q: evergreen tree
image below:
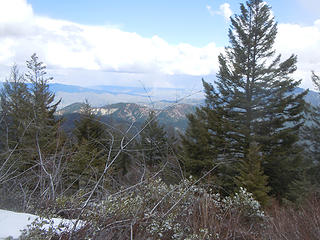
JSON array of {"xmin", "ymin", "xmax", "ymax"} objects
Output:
[
  {"xmin": 74, "ymin": 101, "xmax": 107, "ymax": 149},
  {"xmin": 26, "ymin": 54, "xmax": 64, "ymax": 201},
  {"xmin": 0, "ymin": 54, "xmax": 64, "ymax": 204},
  {"xmin": 235, "ymin": 142, "xmax": 270, "ymax": 206},
  {"xmin": 0, "ymin": 65, "xmax": 31, "ymax": 152},
  {"xmin": 22, "ymin": 54, "xmax": 63, "ymax": 172},
  {"xmin": 0, "ymin": 66, "xmax": 32, "ymax": 183},
  {"xmin": 140, "ymin": 111, "xmax": 167, "ymax": 167},
  {"xmin": 26, "ymin": 53, "xmax": 61, "ymax": 133},
  {"xmin": 302, "ymin": 71, "xmax": 320, "ymax": 185},
  {"xmin": 310, "ymin": 72, "xmax": 320, "ymax": 164},
  {"xmin": 182, "ymin": 82, "xmax": 236, "ymax": 191},
  {"xmin": 71, "ymin": 102, "xmax": 138, "ymax": 189},
  {"xmin": 183, "ymin": 0, "xmax": 307, "ymax": 199},
  {"xmin": 0, "ymin": 55, "xmax": 62, "ymax": 167},
  {"xmin": 70, "ymin": 101, "xmax": 110, "ymax": 190}
]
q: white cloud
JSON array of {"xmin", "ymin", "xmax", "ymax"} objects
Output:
[
  {"xmin": 219, "ymin": 3, "xmax": 233, "ymax": 20},
  {"xmin": 0, "ymin": 0, "xmax": 221, "ymax": 88},
  {"xmin": 207, "ymin": 3, "xmax": 232, "ymax": 21},
  {"xmin": 0, "ymin": 0, "xmax": 319, "ymax": 90},
  {"xmin": 0, "ymin": 0, "xmax": 33, "ymax": 23},
  {"xmin": 275, "ymin": 20, "xmax": 320, "ymax": 89}
]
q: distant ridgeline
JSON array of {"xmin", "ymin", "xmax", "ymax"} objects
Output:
[
  {"xmin": 0, "ymin": 82, "xmax": 319, "ymax": 132},
  {"xmin": 57, "ymin": 102, "xmax": 196, "ymax": 133},
  {"xmin": 1, "ymin": 82, "xmax": 318, "ymax": 107}
]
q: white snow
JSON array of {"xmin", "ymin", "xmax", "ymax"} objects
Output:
[{"xmin": 0, "ymin": 209, "xmax": 84, "ymax": 239}]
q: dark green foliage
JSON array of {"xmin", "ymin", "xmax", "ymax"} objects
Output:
[
  {"xmin": 74, "ymin": 101, "xmax": 107, "ymax": 149},
  {"xmin": 69, "ymin": 101, "xmax": 110, "ymax": 190},
  {"xmin": 0, "ymin": 54, "xmax": 62, "ymax": 161},
  {"xmin": 21, "ymin": 54, "xmax": 63, "ymax": 174},
  {"xmin": 26, "ymin": 54, "xmax": 61, "ymax": 127},
  {"xmin": 302, "ymin": 71, "xmax": 320, "ymax": 185},
  {"xmin": 182, "ymin": 80, "xmax": 237, "ymax": 192},
  {"xmin": 183, "ymin": 0, "xmax": 307, "ymax": 199},
  {"xmin": 0, "ymin": 66, "xmax": 31, "ymax": 149},
  {"xmin": 140, "ymin": 111, "xmax": 167, "ymax": 167},
  {"xmin": 24, "ymin": 54, "xmax": 62, "ymax": 156},
  {"xmin": 235, "ymin": 143, "xmax": 270, "ymax": 206},
  {"xmin": 0, "ymin": 54, "xmax": 64, "ymax": 205},
  {"xmin": 0, "ymin": 66, "xmax": 32, "ymax": 182}
]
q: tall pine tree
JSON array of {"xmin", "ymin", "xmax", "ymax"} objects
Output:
[
  {"xmin": 0, "ymin": 66, "xmax": 31, "ymax": 152},
  {"xmin": 183, "ymin": 0, "xmax": 307, "ymax": 199},
  {"xmin": 0, "ymin": 54, "xmax": 64, "ymax": 204},
  {"xmin": 22, "ymin": 54, "xmax": 63, "ymax": 173},
  {"xmin": 0, "ymin": 65, "xmax": 32, "ymax": 184}
]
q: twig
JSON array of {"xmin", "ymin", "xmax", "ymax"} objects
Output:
[{"xmin": 162, "ymin": 163, "xmax": 221, "ymax": 218}]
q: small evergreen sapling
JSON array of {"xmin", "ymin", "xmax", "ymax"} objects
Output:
[{"xmin": 235, "ymin": 142, "xmax": 270, "ymax": 207}]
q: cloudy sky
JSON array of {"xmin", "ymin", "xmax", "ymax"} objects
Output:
[{"xmin": 0, "ymin": 0, "xmax": 319, "ymax": 90}]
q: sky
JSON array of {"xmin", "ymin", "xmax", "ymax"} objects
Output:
[{"xmin": 0, "ymin": 0, "xmax": 319, "ymax": 90}]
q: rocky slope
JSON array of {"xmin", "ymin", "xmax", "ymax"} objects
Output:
[{"xmin": 57, "ymin": 102, "xmax": 196, "ymax": 132}]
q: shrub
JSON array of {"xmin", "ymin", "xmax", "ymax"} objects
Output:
[{"xmin": 21, "ymin": 177, "xmax": 267, "ymax": 239}]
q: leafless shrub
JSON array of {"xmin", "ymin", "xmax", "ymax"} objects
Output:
[{"xmin": 265, "ymin": 194, "xmax": 320, "ymax": 240}]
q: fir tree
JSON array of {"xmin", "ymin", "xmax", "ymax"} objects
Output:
[
  {"xmin": 182, "ymin": 81, "xmax": 236, "ymax": 191},
  {"xmin": 22, "ymin": 54, "xmax": 63, "ymax": 171},
  {"xmin": 235, "ymin": 142, "xmax": 270, "ymax": 207},
  {"xmin": 302, "ymin": 71, "xmax": 320, "ymax": 185},
  {"xmin": 70, "ymin": 101, "xmax": 110, "ymax": 190},
  {"xmin": 0, "ymin": 66, "xmax": 32, "ymax": 182},
  {"xmin": 139, "ymin": 111, "xmax": 167, "ymax": 167},
  {"xmin": 0, "ymin": 55, "xmax": 62, "ymax": 165},
  {"xmin": 74, "ymin": 100, "xmax": 107, "ymax": 149},
  {"xmin": 0, "ymin": 54, "xmax": 64, "ymax": 202},
  {"xmin": 0, "ymin": 65, "xmax": 31, "ymax": 151},
  {"xmin": 310, "ymin": 72, "xmax": 320, "ymax": 165},
  {"xmin": 26, "ymin": 53, "xmax": 61, "ymax": 131},
  {"xmin": 183, "ymin": 0, "xmax": 307, "ymax": 199}
]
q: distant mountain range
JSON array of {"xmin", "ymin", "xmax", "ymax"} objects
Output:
[
  {"xmin": 1, "ymin": 82, "xmax": 319, "ymax": 132},
  {"xmin": 47, "ymin": 83, "xmax": 204, "ymax": 109},
  {"xmin": 58, "ymin": 102, "xmax": 196, "ymax": 132},
  {"xmin": 56, "ymin": 86, "xmax": 320, "ymax": 133},
  {"xmin": 0, "ymin": 82, "xmax": 204, "ymax": 108},
  {"xmin": 1, "ymin": 82, "xmax": 319, "ymax": 108}
]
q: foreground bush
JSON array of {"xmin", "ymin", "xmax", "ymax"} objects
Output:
[
  {"xmin": 23, "ymin": 177, "xmax": 320, "ymax": 240},
  {"xmin": 266, "ymin": 195, "xmax": 320, "ymax": 239},
  {"xmin": 22, "ymin": 177, "xmax": 267, "ymax": 239}
]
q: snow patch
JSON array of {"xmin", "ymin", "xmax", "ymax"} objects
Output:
[
  {"xmin": 93, "ymin": 107, "xmax": 118, "ymax": 115},
  {"xmin": 0, "ymin": 209, "xmax": 84, "ymax": 239}
]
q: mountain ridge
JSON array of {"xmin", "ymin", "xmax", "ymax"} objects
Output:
[{"xmin": 57, "ymin": 102, "xmax": 196, "ymax": 132}]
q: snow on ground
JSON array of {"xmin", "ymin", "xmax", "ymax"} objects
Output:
[{"xmin": 0, "ymin": 209, "xmax": 84, "ymax": 239}]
